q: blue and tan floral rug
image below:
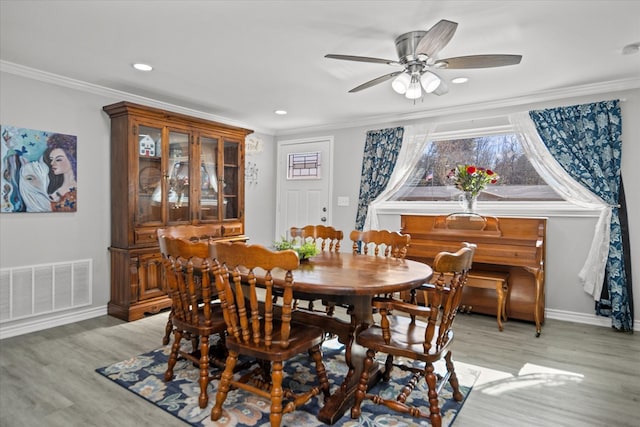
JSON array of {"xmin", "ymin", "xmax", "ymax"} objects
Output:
[{"xmin": 96, "ymin": 338, "xmax": 478, "ymax": 426}]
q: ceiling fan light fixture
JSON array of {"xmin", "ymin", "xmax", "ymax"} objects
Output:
[
  {"xmin": 420, "ymin": 71, "xmax": 441, "ymax": 93},
  {"xmin": 405, "ymin": 76, "xmax": 422, "ymax": 99},
  {"xmin": 325, "ymin": 19, "xmax": 522, "ymax": 98},
  {"xmin": 391, "ymin": 73, "xmax": 411, "ymax": 94}
]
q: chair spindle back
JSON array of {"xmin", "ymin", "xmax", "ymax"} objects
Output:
[
  {"xmin": 290, "ymin": 224, "xmax": 344, "ymax": 252},
  {"xmin": 350, "ymin": 229, "xmax": 410, "ymax": 258},
  {"xmin": 210, "ymin": 241, "xmax": 300, "ymax": 349}
]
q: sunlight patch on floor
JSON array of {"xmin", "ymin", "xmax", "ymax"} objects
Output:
[{"xmin": 470, "ymin": 362, "xmax": 584, "ymax": 396}]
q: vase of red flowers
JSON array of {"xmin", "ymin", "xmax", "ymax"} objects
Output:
[{"xmin": 448, "ymin": 164, "xmax": 499, "ymax": 213}]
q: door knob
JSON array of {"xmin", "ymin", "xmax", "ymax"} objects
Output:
[{"xmin": 321, "ymin": 217, "xmax": 327, "ymax": 222}]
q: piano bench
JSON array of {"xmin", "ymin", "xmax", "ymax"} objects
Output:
[{"xmin": 464, "ymin": 271, "xmax": 510, "ymax": 331}]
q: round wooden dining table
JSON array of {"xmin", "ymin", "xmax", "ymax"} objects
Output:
[{"xmin": 282, "ymin": 251, "xmax": 434, "ymax": 424}]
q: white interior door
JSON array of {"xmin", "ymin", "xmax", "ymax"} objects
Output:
[{"xmin": 275, "ymin": 137, "xmax": 333, "ymax": 240}]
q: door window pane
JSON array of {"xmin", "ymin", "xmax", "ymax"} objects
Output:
[{"xmin": 287, "ymin": 152, "xmax": 321, "ymax": 180}]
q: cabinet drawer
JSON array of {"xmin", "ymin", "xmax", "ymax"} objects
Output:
[
  {"xmin": 135, "ymin": 228, "xmax": 158, "ymax": 245},
  {"xmin": 222, "ymin": 222, "xmax": 243, "ymax": 236}
]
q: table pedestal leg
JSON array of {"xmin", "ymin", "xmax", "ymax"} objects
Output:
[{"xmin": 317, "ymin": 296, "xmax": 380, "ymax": 424}]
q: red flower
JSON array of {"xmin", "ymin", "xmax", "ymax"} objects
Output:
[{"xmin": 450, "ymin": 163, "xmax": 500, "ymax": 197}]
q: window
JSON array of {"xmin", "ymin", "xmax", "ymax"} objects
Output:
[
  {"xmin": 389, "ymin": 132, "xmax": 564, "ymax": 202},
  {"xmin": 287, "ymin": 151, "xmax": 321, "ymax": 180}
]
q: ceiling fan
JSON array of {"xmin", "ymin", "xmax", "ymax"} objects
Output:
[{"xmin": 325, "ymin": 19, "xmax": 522, "ymax": 99}]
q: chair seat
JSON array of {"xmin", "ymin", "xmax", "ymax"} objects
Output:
[
  {"xmin": 171, "ymin": 301, "xmax": 227, "ymax": 336},
  {"xmin": 356, "ymin": 315, "xmax": 454, "ymax": 362},
  {"xmin": 226, "ymin": 320, "xmax": 326, "ymax": 361}
]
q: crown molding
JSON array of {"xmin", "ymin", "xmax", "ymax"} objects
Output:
[
  {"xmin": 0, "ymin": 60, "xmax": 264, "ymax": 133},
  {"xmin": 3, "ymin": 60, "xmax": 637, "ymax": 137},
  {"xmin": 276, "ymin": 77, "xmax": 640, "ymax": 136}
]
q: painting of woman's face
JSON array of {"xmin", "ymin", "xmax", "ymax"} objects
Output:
[
  {"xmin": 48, "ymin": 148, "xmax": 71, "ymax": 176},
  {"xmin": 1, "ymin": 126, "xmax": 77, "ymax": 213}
]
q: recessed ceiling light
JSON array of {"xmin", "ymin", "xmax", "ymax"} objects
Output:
[
  {"xmin": 133, "ymin": 63, "xmax": 153, "ymax": 71},
  {"xmin": 274, "ymin": 110, "xmax": 287, "ymax": 115},
  {"xmin": 451, "ymin": 77, "xmax": 469, "ymax": 84}
]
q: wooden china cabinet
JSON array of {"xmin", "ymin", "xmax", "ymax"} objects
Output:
[{"xmin": 103, "ymin": 101, "xmax": 252, "ymax": 321}]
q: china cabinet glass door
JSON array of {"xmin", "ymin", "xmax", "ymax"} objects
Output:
[
  {"xmin": 136, "ymin": 125, "xmax": 162, "ymax": 225},
  {"xmin": 167, "ymin": 130, "xmax": 190, "ymax": 223},
  {"xmin": 199, "ymin": 135, "xmax": 219, "ymax": 221},
  {"xmin": 223, "ymin": 139, "xmax": 241, "ymax": 220}
]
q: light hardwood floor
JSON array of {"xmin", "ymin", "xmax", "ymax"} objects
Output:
[{"xmin": 0, "ymin": 311, "xmax": 638, "ymax": 426}]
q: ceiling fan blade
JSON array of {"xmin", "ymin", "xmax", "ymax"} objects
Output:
[
  {"xmin": 432, "ymin": 78, "xmax": 449, "ymax": 96},
  {"xmin": 439, "ymin": 54, "xmax": 523, "ymax": 69},
  {"xmin": 325, "ymin": 54, "xmax": 400, "ymax": 66},
  {"xmin": 415, "ymin": 19, "xmax": 458, "ymax": 57},
  {"xmin": 349, "ymin": 71, "xmax": 403, "ymax": 93}
]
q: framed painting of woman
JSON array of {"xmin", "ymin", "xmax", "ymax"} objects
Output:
[{"xmin": 1, "ymin": 125, "xmax": 77, "ymax": 213}]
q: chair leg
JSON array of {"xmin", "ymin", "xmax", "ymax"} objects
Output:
[
  {"xmin": 309, "ymin": 345, "xmax": 331, "ymax": 400},
  {"xmin": 425, "ymin": 362, "xmax": 442, "ymax": 427},
  {"xmin": 350, "ymin": 348, "xmax": 375, "ymax": 419},
  {"xmin": 162, "ymin": 309, "xmax": 174, "ymax": 345},
  {"xmin": 198, "ymin": 334, "xmax": 210, "ymax": 408},
  {"xmin": 211, "ymin": 351, "xmax": 238, "ymax": 421},
  {"xmin": 325, "ymin": 302, "xmax": 336, "ymax": 317},
  {"xmin": 164, "ymin": 329, "xmax": 183, "ymax": 382},
  {"xmin": 269, "ymin": 360, "xmax": 284, "ymax": 427},
  {"xmin": 383, "ymin": 354, "xmax": 394, "ymax": 382},
  {"xmin": 445, "ymin": 351, "xmax": 463, "ymax": 402}
]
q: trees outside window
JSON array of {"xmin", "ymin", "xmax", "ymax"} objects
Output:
[{"xmin": 389, "ymin": 133, "xmax": 564, "ymax": 202}]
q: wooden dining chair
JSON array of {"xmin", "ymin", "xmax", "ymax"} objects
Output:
[
  {"xmin": 158, "ymin": 235, "xmax": 228, "ymax": 409},
  {"xmin": 350, "ymin": 229, "xmax": 411, "ymax": 259},
  {"xmin": 158, "ymin": 225, "xmax": 222, "ymax": 345},
  {"xmin": 209, "ymin": 241, "xmax": 331, "ymax": 427},
  {"xmin": 290, "ymin": 224, "xmax": 344, "ymax": 253},
  {"xmin": 349, "ymin": 243, "xmax": 476, "ymax": 427},
  {"xmin": 350, "ymin": 229, "xmax": 411, "ymax": 303},
  {"xmin": 290, "ymin": 224, "xmax": 344, "ymax": 313}
]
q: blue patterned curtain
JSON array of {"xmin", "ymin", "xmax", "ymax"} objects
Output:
[
  {"xmin": 529, "ymin": 100, "xmax": 633, "ymax": 331},
  {"xmin": 355, "ymin": 127, "xmax": 404, "ymax": 231}
]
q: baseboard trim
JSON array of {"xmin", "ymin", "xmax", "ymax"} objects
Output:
[
  {"xmin": 546, "ymin": 308, "xmax": 639, "ymax": 332},
  {"xmin": 0, "ymin": 306, "xmax": 107, "ymax": 340},
  {"xmin": 1, "ymin": 305, "xmax": 636, "ymax": 339}
]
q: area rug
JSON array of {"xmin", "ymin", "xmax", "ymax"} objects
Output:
[{"xmin": 96, "ymin": 338, "xmax": 478, "ymax": 427}]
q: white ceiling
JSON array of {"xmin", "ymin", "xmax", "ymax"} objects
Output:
[{"xmin": 1, "ymin": 1, "xmax": 639, "ymax": 135}]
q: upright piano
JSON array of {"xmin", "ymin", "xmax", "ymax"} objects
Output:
[{"xmin": 401, "ymin": 214, "xmax": 546, "ymax": 336}]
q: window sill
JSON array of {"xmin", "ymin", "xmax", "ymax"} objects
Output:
[{"xmin": 375, "ymin": 201, "xmax": 602, "ymax": 218}]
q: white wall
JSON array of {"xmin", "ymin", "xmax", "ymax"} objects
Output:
[
  {"xmin": 1, "ymin": 69, "xmax": 638, "ymax": 337},
  {"xmin": 0, "ymin": 71, "xmax": 277, "ymax": 337},
  {"xmin": 281, "ymin": 88, "xmax": 640, "ymax": 330}
]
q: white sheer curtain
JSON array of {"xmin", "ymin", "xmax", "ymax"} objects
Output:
[
  {"xmin": 510, "ymin": 112, "xmax": 610, "ymax": 299},
  {"xmin": 363, "ymin": 124, "xmax": 435, "ymax": 230}
]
